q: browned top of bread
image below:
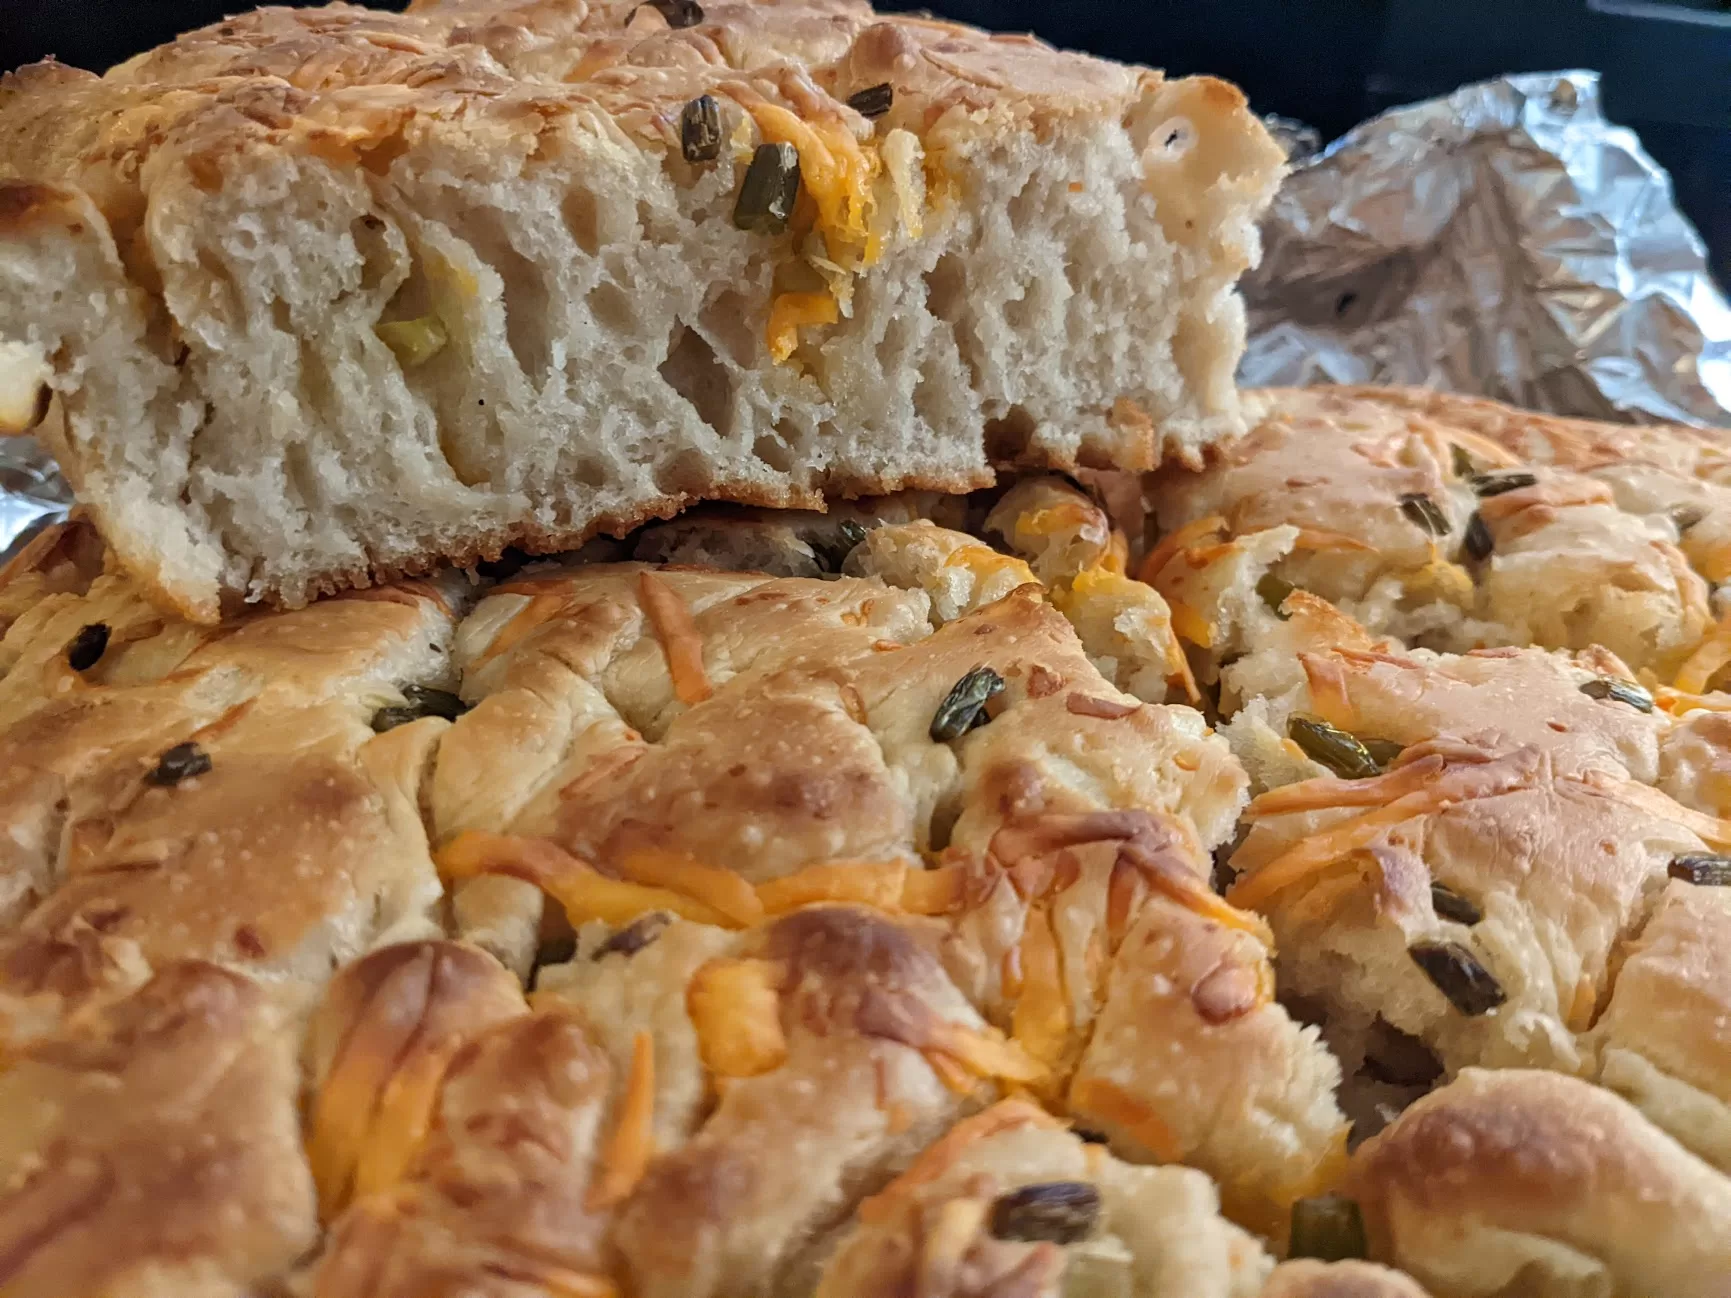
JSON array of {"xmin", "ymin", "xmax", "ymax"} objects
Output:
[
  {"xmin": 0, "ymin": 962, "xmax": 317, "ymax": 1297},
  {"xmin": 0, "ymin": 0, "xmax": 1235, "ymax": 211}
]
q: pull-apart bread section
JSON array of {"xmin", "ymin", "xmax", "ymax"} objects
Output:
[
  {"xmin": 0, "ymin": 0, "xmax": 1284, "ymax": 621},
  {"xmin": 0, "ymin": 518, "xmax": 458, "ymax": 1042},
  {"xmin": 432, "ymin": 525, "xmax": 1350, "ymax": 1239}
]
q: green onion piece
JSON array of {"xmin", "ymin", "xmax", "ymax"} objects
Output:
[
  {"xmin": 1670, "ymin": 853, "xmax": 1731, "ymax": 886},
  {"xmin": 1359, "ymin": 737, "xmax": 1406, "ymax": 768},
  {"xmin": 1409, "ymin": 941, "xmax": 1506, "ymax": 1015},
  {"xmin": 146, "ymin": 741, "xmax": 213, "ymax": 787},
  {"xmin": 1578, "ymin": 677, "xmax": 1654, "ymax": 712},
  {"xmin": 636, "ymin": 0, "xmax": 703, "ymax": 26},
  {"xmin": 1672, "ymin": 505, "xmax": 1705, "ymax": 534},
  {"xmin": 375, "ymin": 316, "xmax": 448, "ymax": 369},
  {"xmin": 1450, "ymin": 444, "xmax": 1477, "ymax": 478},
  {"xmin": 931, "ymin": 666, "xmax": 1006, "ymax": 742},
  {"xmin": 65, "ymin": 622, "xmax": 110, "ymax": 672},
  {"xmin": 679, "ymin": 94, "xmax": 722, "ymax": 163},
  {"xmin": 1463, "ymin": 511, "xmax": 1493, "ymax": 562},
  {"xmin": 733, "ymin": 142, "xmax": 802, "ymax": 235},
  {"xmin": 1288, "ymin": 714, "xmax": 1384, "ymax": 780},
  {"xmin": 1470, "ymin": 472, "xmax": 1538, "ymax": 498},
  {"xmin": 593, "ymin": 911, "xmax": 673, "ymax": 959},
  {"xmin": 371, "ymin": 685, "xmax": 469, "ymax": 734},
  {"xmin": 1257, "ymin": 572, "xmax": 1295, "ymax": 617},
  {"xmin": 1059, "ymin": 1245, "xmax": 1132, "ymax": 1298},
  {"xmin": 1288, "ymin": 1194, "xmax": 1368, "ymax": 1261},
  {"xmin": 845, "ymin": 83, "xmax": 894, "ymax": 118},
  {"xmin": 1430, "ymin": 881, "xmax": 1483, "ymax": 925},
  {"xmin": 1398, "ymin": 492, "xmax": 1451, "ymax": 536},
  {"xmin": 987, "ymin": 1181, "xmax": 1101, "ymax": 1244}
]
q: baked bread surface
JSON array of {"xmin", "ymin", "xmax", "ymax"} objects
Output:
[
  {"xmin": 7, "ymin": 388, "xmax": 1731, "ymax": 1296},
  {"xmin": 0, "ymin": 0, "xmax": 1283, "ymax": 621}
]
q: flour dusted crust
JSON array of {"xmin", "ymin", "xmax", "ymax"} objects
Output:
[{"xmin": 0, "ymin": 0, "xmax": 1283, "ymax": 622}]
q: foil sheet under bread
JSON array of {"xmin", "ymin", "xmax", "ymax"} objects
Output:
[
  {"xmin": 1241, "ymin": 70, "xmax": 1731, "ymax": 427},
  {"xmin": 4, "ymin": 69, "xmax": 1728, "ymax": 562}
]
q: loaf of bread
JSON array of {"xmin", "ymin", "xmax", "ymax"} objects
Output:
[
  {"xmin": 0, "ymin": 0, "xmax": 1284, "ymax": 622},
  {"xmin": 12, "ymin": 415, "xmax": 1731, "ymax": 1294}
]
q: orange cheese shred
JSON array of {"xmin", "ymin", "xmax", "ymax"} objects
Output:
[
  {"xmin": 1248, "ymin": 755, "xmax": 1448, "ymax": 818},
  {"xmin": 349, "ymin": 1041, "xmax": 457, "ymax": 1203},
  {"xmin": 857, "ymin": 1100, "xmax": 1062, "ymax": 1223},
  {"xmin": 1677, "ymin": 613, "xmax": 1731, "ymax": 694},
  {"xmin": 1103, "ymin": 530, "xmax": 1130, "ymax": 575},
  {"xmin": 1011, "ymin": 905, "xmax": 1071, "ymax": 1073},
  {"xmin": 436, "ymin": 831, "xmax": 735, "ymax": 928},
  {"xmin": 924, "ymin": 1019, "xmax": 1046, "ymax": 1090},
  {"xmin": 1228, "ymin": 793, "xmax": 1450, "ymax": 911},
  {"xmin": 637, "ymin": 570, "xmax": 712, "ymax": 704},
  {"xmin": 620, "ymin": 850, "xmax": 764, "ymax": 926},
  {"xmin": 1292, "ymin": 528, "xmax": 1376, "ymax": 553},
  {"xmin": 475, "ymin": 592, "xmax": 570, "ymax": 668},
  {"xmin": 587, "ymin": 1030, "xmax": 656, "ymax": 1210},
  {"xmin": 756, "ymin": 860, "xmax": 908, "ymax": 915},
  {"xmin": 1067, "ymin": 1075, "xmax": 1183, "ymax": 1163},
  {"xmin": 688, "ymin": 958, "xmax": 788, "ymax": 1078},
  {"xmin": 1138, "ymin": 515, "xmax": 1227, "ymax": 584},
  {"xmin": 900, "ymin": 863, "xmax": 971, "ymax": 914},
  {"xmin": 1165, "ymin": 598, "xmax": 1215, "ymax": 649},
  {"xmin": 766, "ymin": 291, "xmax": 840, "ymax": 363},
  {"xmin": 1584, "ymin": 771, "xmax": 1731, "ymax": 847}
]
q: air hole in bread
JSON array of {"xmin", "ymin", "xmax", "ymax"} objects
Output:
[
  {"xmin": 589, "ymin": 280, "xmax": 638, "ymax": 338},
  {"xmin": 698, "ymin": 290, "xmax": 755, "ymax": 367},
  {"xmin": 984, "ymin": 406, "xmax": 1038, "ymax": 464},
  {"xmin": 655, "ymin": 447, "xmax": 712, "ymax": 496},
  {"xmin": 349, "ymin": 213, "xmax": 395, "ymax": 293},
  {"xmin": 562, "ymin": 187, "xmax": 603, "ymax": 258},
  {"xmin": 660, "ymin": 325, "xmax": 735, "ymax": 438},
  {"xmin": 753, "ymin": 432, "xmax": 795, "ymax": 474},
  {"xmin": 923, "ymin": 252, "xmax": 966, "ymax": 321},
  {"xmin": 463, "ymin": 213, "xmax": 553, "ymax": 385}
]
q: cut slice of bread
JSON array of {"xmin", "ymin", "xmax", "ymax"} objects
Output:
[{"xmin": 0, "ymin": 0, "xmax": 1284, "ymax": 623}]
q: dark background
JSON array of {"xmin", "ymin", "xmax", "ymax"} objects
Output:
[{"xmin": 4, "ymin": 0, "xmax": 1728, "ymax": 280}]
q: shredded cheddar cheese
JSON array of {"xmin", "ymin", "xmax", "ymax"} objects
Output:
[
  {"xmin": 857, "ymin": 1100, "xmax": 1062, "ymax": 1223},
  {"xmin": 620, "ymin": 849, "xmax": 764, "ymax": 926},
  {"xmin": 588, "ymin": 1030, "xmax": 656, "ymax": 1210},
  {"xmin": 436, "ymin": 831, "xmax": 734, "ymax": 928},
  {"xmin": 349, "ymin": 1043, "xmax": 454, "ymax": 1203},
  {"xmin": 1138, "ymin": 515, "xmax": 1227, "ymax": 584},
  {"xmin": 1067, "ymin": 1075, "xmax": 1182, "ymax": 1163},
  {"xmin": 689, "ymin": 958, "xmax": 788, "ymax": 1078},
  {"xmin": 637, "ymin": 570, "xmax": 712, "ymax": 704},
  {"xmin": 1291, "ymin": 527, "xmax": 1375, "ymax": 553},
  {"xmin": 476, "ymin": 592, "xmax": 569, "ymax": 668},
  {"xmin": 757, "ymin": 859, "xmax": 907, "ymax": 915},
  {"xmin": 1677, "ymin": 610, "xmax": 1731, "ymax": 694},
  {"xmin": 1010, "ymin": 905, "xmax": 1071, "ymax": 1074},
  {"xmin": 765, "ymin": 291, "xmax": 840, "ymax": 363},
  {"xmin": 1166, "ymin": 598, "xmax": 1214, "ymax": 649}
]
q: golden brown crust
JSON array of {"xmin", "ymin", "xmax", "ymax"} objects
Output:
[
  {"xmin": 1262, "ymin": 1260, "xmax": 1431, "ymax": 1298},
  {"xmin": 0, "ymin": 962, "xmax": 317, "ymax": 1298},
  {"xmin": 1348, "ymin": 1069, "xmax": 1731, "ymax": 1297},
  {"xmin": 0, "ymin": 575, "xmax": 456, "ymax": 1027}
]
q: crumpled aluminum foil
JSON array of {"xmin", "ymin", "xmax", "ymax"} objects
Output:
[
  {"xmin": 0, "ymin": 431, "xmax": 73, "ymax": 566},
  {"xmin": 1241, "ymin": 69, "xmax": 1731, "ymax": 427},
  {"xmin": 2, "ymin": 70, "xmax": 1728, "ymax": 563}
]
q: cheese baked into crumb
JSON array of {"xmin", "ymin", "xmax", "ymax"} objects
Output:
[{"xmin": 0, "ymin": 0, "xmax": 1284, "ymax": 621}]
